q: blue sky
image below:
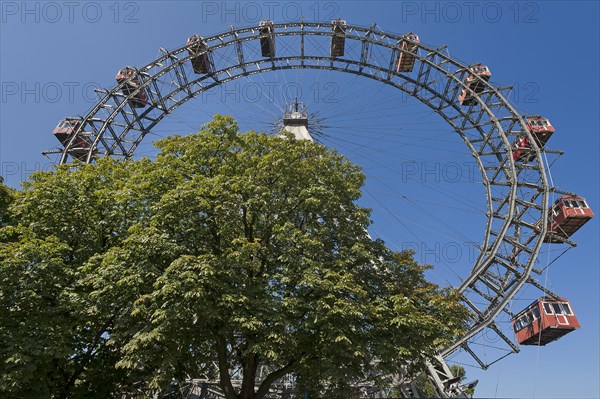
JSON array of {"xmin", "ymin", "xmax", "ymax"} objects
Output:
[{"xmin": 1, "ymin": 1, "xmax": 598, "ymax": 397}]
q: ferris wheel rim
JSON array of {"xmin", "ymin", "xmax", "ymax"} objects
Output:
[{"xmin": 44, "ymin": 20, "xmax": 553, "ymax": 379}]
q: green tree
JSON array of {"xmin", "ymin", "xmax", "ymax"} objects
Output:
[
  {"xmin": 0, "ymin": 177, "xmax": 13, "ymax": 226},
  {"xmin": 0, "ymin": 159, "xmax": 138, "ymax": 398},
  {"xmin": 0, "ymin": 115, "xmax": 469, "ymax": 399}
]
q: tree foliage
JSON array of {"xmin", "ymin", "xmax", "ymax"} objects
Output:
[
  {"xmin": 0, "ymin": 178, "xmax": 13, "ymax": 227},
  {"xmin": 0, "ymin": 115, "xmax": 469, "ymax": 398}
]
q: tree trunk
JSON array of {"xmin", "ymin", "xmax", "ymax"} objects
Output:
[
  {"xmin": 216, "ymin": 337, "xmax": 239, "ymax": 399},
  {"xmin": 240, "ymin": 353, "xmax": 259, "ymax": 399}
]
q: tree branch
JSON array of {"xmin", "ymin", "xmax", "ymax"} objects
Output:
[
  {"xmin": 254, "ymin": 359, "xmax": 297, "ymax": 399},
  {"xmin": 58, "ymin": 314, "xmax": 115, "ymax": 399}
]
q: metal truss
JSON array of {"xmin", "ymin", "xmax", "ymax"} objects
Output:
[{"xmin": 43, "ymin": 21, "xmax": 568, "ymax": 398}]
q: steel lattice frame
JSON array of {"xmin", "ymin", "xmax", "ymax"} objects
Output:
[{"xmin": 44, "ymin": 21, "xmax": 571, "ymax": 398}]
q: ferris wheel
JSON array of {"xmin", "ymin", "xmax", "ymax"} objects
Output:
[{"xmin": 43, "ymin": 20, "xmax": 594, "ymax": 398}]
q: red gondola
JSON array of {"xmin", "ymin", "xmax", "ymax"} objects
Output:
[
  {"xmin": 396, "ymin": 33, "xmax": 419, "ymax": 73},
  {"xmin": 331, "ymin": 19, "xmax": 346, "ymax": 57},
  {"xmin": 537, "ymin": 195, "xmax": 594, "ymax": 243},
  {"xmin": 52, "ymin": 118, "xmax": 96, "ymax": 162},
  {"xmin": 458, "ymin": 64, "xmax": 491, "ymax": 106},
  {"xmin": 512, "ymin": 116, "xmax": 556, "ymax": 162},
  {"xmin": 526, "ymin": 116, "xmax": 555, "ymax": 146},
  {"xmin": 115, "ymin": 66, "xmax": 148, "ymax": 108},
  {"xmin": 512, "ymin": 297, "xmax": 580, "ymax": 346},
  {"xmin": 53, "ymin": 117, "xmax": 81, "ymax": 147},
  {"xmin": 186, "ymin": 35, "xmax": 213, "ymax": 74},
  {"xmin": 259, "ymin": 20, "xmax": 275, "ymax": 58},
  {"xmin": 512, "ymin": 137, "xmax": 532, "ymax": 162}
]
